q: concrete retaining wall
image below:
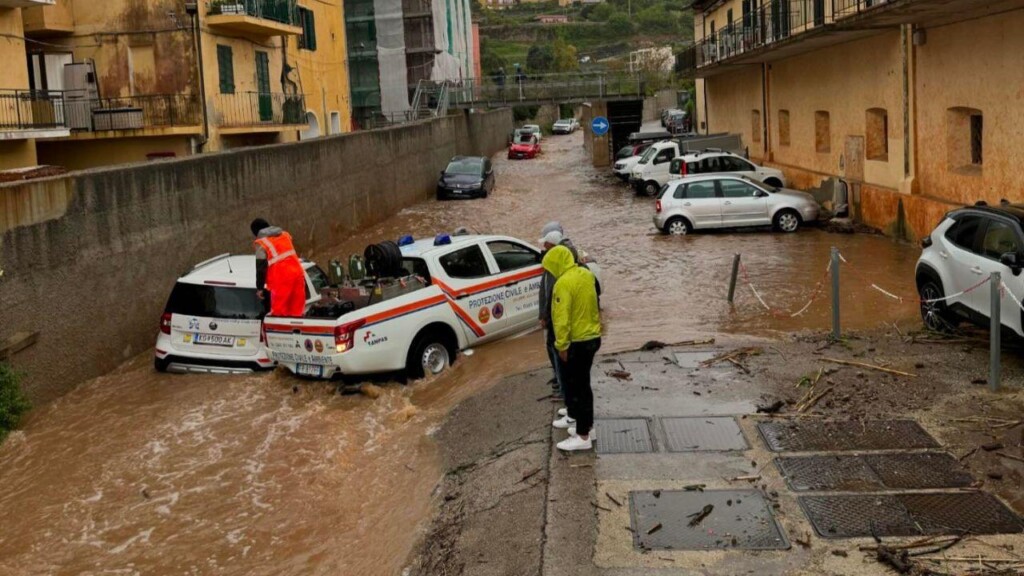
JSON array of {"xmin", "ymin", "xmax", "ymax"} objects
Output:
[{"xmin": 0, "ymin": 109, "xmax": 513, "ymax": 402}]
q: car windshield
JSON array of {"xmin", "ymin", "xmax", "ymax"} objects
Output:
[
  {"xmin": 445, "ymin": 158, "xmax": 483, "ymax": 176},
  {"xmin": 638, "ymin": 146, "xmax": 659, "ymax": 165},
  {"xmin": 165, "ymin": 283, "xmax": 263, "ymax": 320},
  {"xmin": 523, "ymin": 125, "xmax": 539, "ymax": 132},
  {"xmin": 742, "ymin": 175, "xmax": 775, "ymax": 192},
  {"xmin": 616, "ymin": 146, "xmax": 633, "ymax": 159}
]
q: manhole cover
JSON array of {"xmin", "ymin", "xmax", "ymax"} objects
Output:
[
  {"xmin": 777, "ymin": 453, "xmax": 973, "ymax": 492},
  {"xmin": 799, "ymin": 493, "xmax": 1024, "ymax": 539},
  {"xmin": 593, "ymin": 418, "xmax": 653, "ymax": 454},
  {"xmin": 662, "ymin": 417, "xmax": 749, "ymax": 452},
  {"xmin": 629, "ymin": 490, "xmax": 790, "ymax": 550},
  {"xmin": 864, "ymin": 453, "xmax": 973, "ymax": 490},
  {"xmin": 758, "ymin": 420, "xmax": 939, "ymax": 452},
  {"xmin": 776, "ymin": 455, "xmax": 884, "ymax": 492},
  {"xmin": 673, "ymin": 351, "xmax": 719, "ymax": 368}
]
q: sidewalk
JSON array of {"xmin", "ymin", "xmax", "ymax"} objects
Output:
[{"xmin": 409, "ymin": 329, "xmax": 1024, "ymax": 575}]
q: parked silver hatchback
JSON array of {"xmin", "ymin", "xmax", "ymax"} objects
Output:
[{"xmin": 653, "ymin": 174, "xmax": 820, "ymax": 235}]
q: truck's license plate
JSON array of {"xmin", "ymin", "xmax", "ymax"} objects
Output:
[
  {"xmin": 194, "ymin": 333, "xmax": 235, "ymax": 347},
  {"xmin": 296, "ymin": 364, "xmax": 323, "ymax": 378}
]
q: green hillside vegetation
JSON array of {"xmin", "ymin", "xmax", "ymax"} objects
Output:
[{"xmin": 476, "ymin": 0, "xmax": 693, "ymax": 76}]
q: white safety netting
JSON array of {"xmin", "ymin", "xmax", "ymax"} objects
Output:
[{"xmin": 374, "ymin": 0, "xmax": 410, "ymax": 116}]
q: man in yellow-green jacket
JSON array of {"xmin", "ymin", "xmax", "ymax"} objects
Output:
[{"xmin": 544, "ymin": 245, "xmax": 602, "ymax": 452}]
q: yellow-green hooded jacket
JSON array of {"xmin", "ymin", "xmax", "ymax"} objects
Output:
[{"xmin": 542, "ymin": 245, "xmax": 601, "ymax": 351}]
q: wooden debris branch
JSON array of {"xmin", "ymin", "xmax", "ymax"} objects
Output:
[
  {"xmin": 687, "ymin": 505, "xmax": 713, "ymax": 527},
  {"xmin": 605, "ymin": 492, "xmax": 623, "ymax": 507},
  {"xmin": 700, "ymin": 347, "xmax": 762, "ymax": 368},
  {"xmin": 823, "ymin": 357, "xmax": 917, "ymax": 378},
  {"xmin": 797, "ymin": 387, "xmax": 833, "ymax": 413}
]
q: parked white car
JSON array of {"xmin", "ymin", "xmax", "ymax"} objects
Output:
[
  {"xmin": 653, "ymin": 174, "xmax": 819, "ymax": 235},
  {"xmin": 521, "ymin": 124, "xmax": 542, "ymax": 141},
  {"xmin": 631, "ymin": 143, "xmax": 786, "ymax": 197},
  {"xmin": 155, "ymin": 254, "xmax": 328, "ymax": 373},
  {"xmin": 552, "ymin": 119, "xmax": 577, "ymax": 134},
  {"xmin": 916, "ymin": 205, "xmax": 1024, "ymax": 336}
]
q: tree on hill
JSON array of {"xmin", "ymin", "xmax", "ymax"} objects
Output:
[
  {"xmin": 607, "ymin": 13, "xmax": 633, "ymax": 36},
  {"xmin": 527, "ymin": 44, "xmax": 555, "ymax": 73},
  {"xmin": 552, "ymin": 38, "xmax": 579, "ymax": 72}
]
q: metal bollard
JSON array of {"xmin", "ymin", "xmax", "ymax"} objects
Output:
[
  {"xmin": 727, "ymin": 254, "xmax": 741, "ymax": 304},
  {"xmin": 990, "ymin": 271, "xmax": 1001, "ymax": 392},
  {"xmin": 831, "ymin": 247, "xmax": 840, "ymax": 341}
]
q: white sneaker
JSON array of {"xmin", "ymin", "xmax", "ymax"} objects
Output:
[
  {"xmin": 568, "ymin": 424, "xmax": 595, "ymax": 437},
  {"xmin": 552, "ymin": 415, "xmax": 576, "ymax": 429},
  {"xmin": 557, "ymin": 435, "xmax": 593, "ymax": 451},
  {"xmin": 557, "ymin": 408, "xmax": 568, "ymax": 417}
]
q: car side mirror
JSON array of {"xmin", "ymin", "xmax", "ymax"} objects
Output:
[
  {"xmin": 1000, "ymin": 252, "xmax": 1023, "ymax": 276},
  {"xmin": 756, "ymin": 190, "xmax": 769, "ymax": 198}
]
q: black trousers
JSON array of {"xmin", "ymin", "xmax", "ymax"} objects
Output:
[{"xmin": 565, "ymin": 338, "xmax": 601, "ymax": 437}]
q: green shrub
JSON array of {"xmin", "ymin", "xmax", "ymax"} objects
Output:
[{"xmin": 0, "ymin": 363, "xmax": 31, "ymax": 442}]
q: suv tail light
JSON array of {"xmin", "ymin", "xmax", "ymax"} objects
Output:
[
  {"xmin": 160, "ymin": 312, "xmax": 172, "ymax": 335},
  {"xmin": 679, "ymin": 162, "xmax": 688, "ymax": 176},
  {"xmin": 334, "ymin": 318, "xmax": 367, "ymax": 353},
  {"xmin": 260, "ymin": 322, "xmax": 267, "ymax": 343},
  {"xmin": 655, "ymin": 200, "xmax": 662, "ymax": 213}
]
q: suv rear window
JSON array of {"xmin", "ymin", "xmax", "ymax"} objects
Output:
[
  {"xmin": 945, "ymin": 215, "xmax": 983, "ymax": 252},
  {"xmin": 165, "ymin": 283, "xmax": 263, "ymax": 319}
]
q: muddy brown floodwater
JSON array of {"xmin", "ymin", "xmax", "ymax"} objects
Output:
[{"xmin": 0, "ymin": 132, "xmax": 924, "ymax": 575}]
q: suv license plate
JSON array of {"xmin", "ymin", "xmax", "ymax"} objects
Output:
[
  {"xmin": 296, "ymin": 364, "xmax": 323, "ymax": 378},
  {"xmin": 194, "ymin": 333, "xmax": 235, "ymax": 347}
]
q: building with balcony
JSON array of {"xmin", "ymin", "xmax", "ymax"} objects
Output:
[
  {"xmin": 9, "ymin": 0, "xmax": 350, "ymax": 170},
  {"xmin": 682, "ymin": 0, "xmax": 1024, "ymax": 240},
  {"xmin": 0, "ymin": 1, "xmax": 70, "ymax": 171},
  {"xmin": 344, "ymin": 0, "xmax": 475, "ymax": 127}
]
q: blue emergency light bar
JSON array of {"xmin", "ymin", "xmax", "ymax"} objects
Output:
[
  {"xmin": 397, "ymin": 235, "xmax": 414, "ymax": 247},
  {"xmin": 434, "ymin": 233, "xmax": 452, "ymax": 246}
]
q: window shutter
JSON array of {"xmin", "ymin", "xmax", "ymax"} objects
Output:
[
  {"xmin": 300, "ymin": 8, "xmax": 317, "ymax": 51},
  {"xmin": 217, "ymin": 45, "xmax": 235, "ymax": 94}
]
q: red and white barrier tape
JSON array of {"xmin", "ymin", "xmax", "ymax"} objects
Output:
[{"xmin": 1002, "ymin": 281, "xmax": 1024, "ymax": 311}]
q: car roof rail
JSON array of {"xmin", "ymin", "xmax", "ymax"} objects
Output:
[{"xmin": 192, "ymin": 253, "xmax": 232, "ymax": 271}]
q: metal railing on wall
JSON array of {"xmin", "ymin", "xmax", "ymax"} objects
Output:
[
  {"xmin": 216, "ymin": 92, "xmax": 307, "ymax": 127},
  {"xmin": 448, "ymin": 72, "xmax": 649, "ymax": 107},
  {"xmin": 0, "ymin": 89, "xmax": 68, "ymax": 131},
  {"xmin": 207, "ymin": 0, "xmax": 299, "ymax": 26}
]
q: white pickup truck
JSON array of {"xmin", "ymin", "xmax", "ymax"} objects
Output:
[{"xmin": 264, "ymin": 234, "xmax": 547, "ymax": 380}]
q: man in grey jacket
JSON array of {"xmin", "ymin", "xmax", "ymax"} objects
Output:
[{"xmin": 538, "ymin": 222, "xmax": 578, "ymax": 397}]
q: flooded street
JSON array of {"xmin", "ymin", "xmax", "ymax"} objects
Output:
[{"xmin": 0, "ymin": 131, "xmax": 924, "ymax": 575}]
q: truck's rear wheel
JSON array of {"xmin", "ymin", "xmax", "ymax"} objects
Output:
[{"xmin": 406, "ymin": 328, "xmax": 456, "ymax": 380}]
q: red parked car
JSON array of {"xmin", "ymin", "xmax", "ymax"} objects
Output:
[{"xmin": 508, "ymin": 134, "xmax": 541, "ymax": 160}]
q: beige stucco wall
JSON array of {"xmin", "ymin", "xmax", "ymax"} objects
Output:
[
  {"xmin": 914, "ymin": 10, "xmax": 1024, "ymax": 207},
  {"xmin": 768, "ymin": 31, "xmax": 905, "ymax": 191},
  {"xmin": 703, "ymin": 66, "xmax": 764, "ymax": 161},
  {"xmin": 0, "ymin": 7, "xmax": 39, "ymax": 169}
]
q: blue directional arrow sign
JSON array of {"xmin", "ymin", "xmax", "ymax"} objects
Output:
[{"xmin": 591, "ymin": 116, "xmax": 610, "ymax": 137}]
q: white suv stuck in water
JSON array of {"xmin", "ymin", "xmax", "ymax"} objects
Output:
[
  {"xmin": 916, "ymin": 205, "xmax": 1024, "ymax": 335},
  {"xmin": 154, "ymin": 254, "xmax": 328, "ymax": 374}
]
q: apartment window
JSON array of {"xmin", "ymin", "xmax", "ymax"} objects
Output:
[
  {"xmin": 815, "ymin": 111, "xmax": 830, "ymax": 153},
  {"xmin": 217, "ymin": 45, "xmax": 235, "ymax": 94},
  {"xmin": 299, "ymin": 8, "xmax": 317, "ymax": 51},
  {"xmin": 778, "ymin": 109, "xmax": 790, "ymax": 147},
  {"xmin": 946, "ymin": 107, "xmax": 983, "ymax": 172},
  {"xmin": 866, "ymin": 108, "xmax": 888, "ymax": 161},
  {"xmin": 751, "ymin": 110, "xmax": 761, "ymax": 143}
]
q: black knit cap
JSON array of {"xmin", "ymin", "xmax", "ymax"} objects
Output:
[{"xmin": 250, "ymin": 218, "xmax": 270, "ymax": 237}]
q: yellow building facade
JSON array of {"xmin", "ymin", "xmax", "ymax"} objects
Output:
[
  {"xmin": 0, "ymin": 0, "xmax": 69, "ymax": 172},
  {"xmin": 7, "ymin": 0, "xmax": 350, "ymax": 171},
  {"xmin": 685, "ymin": 0, "xmax": 1024, "ymax": 241}
]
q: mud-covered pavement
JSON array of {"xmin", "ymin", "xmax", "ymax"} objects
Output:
[
  {"xmin": 0, "ymin": 130, "xmax": 944, "ymax": 575},
  {"xmin": 414, "ymin": 330, "xmax": 1024, "ymax": 576}
]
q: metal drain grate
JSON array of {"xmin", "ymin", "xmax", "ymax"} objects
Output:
[
  {"xmin": 758, "ymin": 420, "xmax": 940, "ymax": 452},
  {"xmin": 629, "ymin": 489, "xmax": 790, "ymax": 551},
  {"xmin": 864, "ymin": 453, "xmax": 974, "ymax": 490},
  {"xmin": 777, "ymin": 453, "xmax": 973, "ymax": 492},
  {"xmin": 776, "ymin": 455, "xmax": 884, "ymax": 492},
  {"xmin": 662, "ymin": 417, "xmax": 749, "ymax": 452},
  {"xmin": 799, "ymin": 493, "xmax": 1024, "ymax": 539},
  {"xmin": 593, "ymin": 418, "xmax": 654, "ymax": 454}
]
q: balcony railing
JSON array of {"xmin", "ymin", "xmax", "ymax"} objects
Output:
[
  {"xmin": 207, "ymin": 0, "xmax": 299, "ymax": 26},
  {"xmin": 833, "ymin": 0, "xmax": 894, "ymax": 19},
  {"xmin": 216, "ymin": 92, "xmax": 307, "ymax": 127},
  {"xmin": 82, "ymin": 94, "xmax": 202, "ymax": 130},
  {"xmin": 694, "ymin": 0, "xmax": 833, "ymax": 68},
  {"xmin": 0, "ymin": 89, "xmax": 68, "ymax": 131}
]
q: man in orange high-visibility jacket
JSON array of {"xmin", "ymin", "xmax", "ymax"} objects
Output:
[{"xmin": 251, "ymin": 218, "xmax": 306, "ymax": 317}]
